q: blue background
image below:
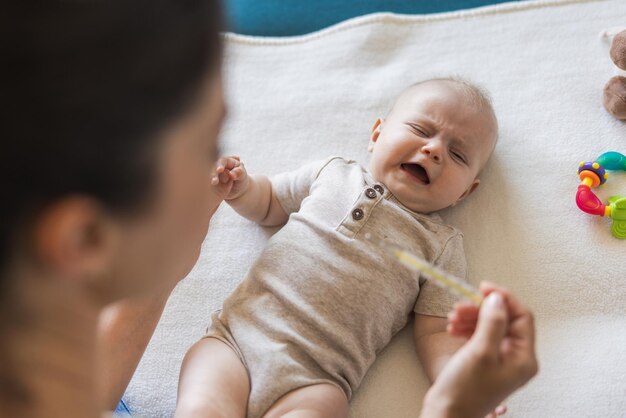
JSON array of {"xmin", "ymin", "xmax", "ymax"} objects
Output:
[{"xmin": 224, "ymin": 0, "xmax": 525, "ymax": 36}]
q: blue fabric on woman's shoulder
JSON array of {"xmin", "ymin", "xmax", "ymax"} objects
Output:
[
  {"xmin": 114, "ymin": 398, "xmax": 132, "ymax": 417},
  {"xmin": 224, "ymin": 0, "xmax": 525, "ymax": 36}
]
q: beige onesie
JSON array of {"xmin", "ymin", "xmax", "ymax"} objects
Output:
[{"xmin": 205, "ymin": 156, "xmax": 467, "ymax": 418}]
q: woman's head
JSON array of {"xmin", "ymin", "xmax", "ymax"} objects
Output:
[{"xmin": 2, "ymin": 0, "xmax": 224, "ymax": 301}]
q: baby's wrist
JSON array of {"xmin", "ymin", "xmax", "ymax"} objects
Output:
[
  {"xmin": 224, "ymin": 176, "xmax": 252, "ymax": 203},
  {"xmin": 224, "ymin": 191, "xmax": 246, "ymax": 203}
]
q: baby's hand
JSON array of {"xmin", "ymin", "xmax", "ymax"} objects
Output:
[
  {"xmin": 211, "ymin": 155, "xmax": 249, "ymax": 201},
  {"xmin": 484, "ymin": 404, "xmax": 507, "ymax": 418}
]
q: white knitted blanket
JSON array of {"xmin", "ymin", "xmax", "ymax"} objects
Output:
[{"xmin": 126, "ymin": 1, "xmax": 626, "ymax": 416}]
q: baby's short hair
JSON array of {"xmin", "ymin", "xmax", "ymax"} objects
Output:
[
  {"xmin": 399, "ymin": 76, "xmax": 499, "ymax": 147},
  {"xmin": 409, "ymin": 76, "xmax": 494, "ymax": 115}
]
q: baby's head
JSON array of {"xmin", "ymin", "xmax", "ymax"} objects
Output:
[{"xmin": 368, "ymin": 78, "xmax": 498, "ymax": 213}]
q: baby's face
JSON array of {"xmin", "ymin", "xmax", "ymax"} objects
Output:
[{"xmin": 368, "ymin": 82, "xmax": 497, "ymax": 213}]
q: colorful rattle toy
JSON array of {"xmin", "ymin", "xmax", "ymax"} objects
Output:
[{"xmin": 576, "ymin": 151, "xmax": 626, "ymax": 239}]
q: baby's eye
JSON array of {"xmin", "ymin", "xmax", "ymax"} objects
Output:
[
  {"xmin": 407, "ymin": 123, "xmax": 429, "ymax": 137},
  {"xmin": 450, "ymin": 150, "xmax": 467, "ymax": 164}
]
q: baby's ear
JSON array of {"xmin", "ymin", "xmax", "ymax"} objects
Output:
[
  {"xmin": 456, "ymin": 179, "xmax": 480, "ymax": 204},
  {"xmin": 368, "ymin": 118, "xmax": 384, "ymax": 152}
]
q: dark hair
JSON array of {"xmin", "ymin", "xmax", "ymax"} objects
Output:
[
  {"xmin": 1, "ymin": 0, "xmax": 223, "ymax": 273},
  {"xmin": 0, "ymin": 0, "xmax": 223, "ymax": 406}
]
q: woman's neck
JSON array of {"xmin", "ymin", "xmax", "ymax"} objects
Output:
[{"xmin": 3, "ymin": 271, "xmax": 103, "ymax": 418}]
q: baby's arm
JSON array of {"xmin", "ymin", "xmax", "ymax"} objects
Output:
[
  {"xmin": 414, "ymin": 314, "xmax": 465, "ymax": 381},
  {"xmin": 212, "ymin": 156, "xmax": 288, "ymax": 226}
]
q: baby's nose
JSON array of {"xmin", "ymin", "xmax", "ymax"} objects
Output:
[{"xmin": 421, "ymin": 141, "xmax": 442, "ymax": 162}]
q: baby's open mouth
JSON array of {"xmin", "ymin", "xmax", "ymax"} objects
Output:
[{"xmin": 401, "ymin": 163, "xmax": 430, "ymax": 185}]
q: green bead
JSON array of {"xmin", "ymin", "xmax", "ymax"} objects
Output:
[{"xmin": 608, "ymin": 196, "xmax": 626, "ymax": 239}]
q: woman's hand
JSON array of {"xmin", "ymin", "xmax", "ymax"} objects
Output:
[{"xmin": 420, "ymin": 282, "xmax": 538, "ymax": 418}]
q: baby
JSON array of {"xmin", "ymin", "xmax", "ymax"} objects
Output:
[{"xmin": 176, "ymin": 78, "xmax": 499, "ymax": 418}]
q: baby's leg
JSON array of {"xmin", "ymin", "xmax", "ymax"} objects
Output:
[
  {"xmin": 175, "ymin": 338, "xmax": 250, "ymax": 418},
  {"xmin": 263, "ymin": 383, "xmax": 348, "ymax": 418}
]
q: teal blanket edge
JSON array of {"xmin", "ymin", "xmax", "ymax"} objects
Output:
[{"xmin": 225, "ymin": 0, "xmax": 526, "ymax": 36}]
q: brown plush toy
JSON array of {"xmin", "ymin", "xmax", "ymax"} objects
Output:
[{"xmin": 604, "ymin": 30, "xmax": 626, "ymax": 120}]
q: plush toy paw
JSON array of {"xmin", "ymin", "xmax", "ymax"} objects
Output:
[
  {"xmin": 610, "ymin": 30, "xmax": 626, "ymax": 70},
  {"xmin": 603, "ymin": 75, "xmax": 626, "ymax": 120},
  {"xmin": 604, "ymin": 30, "xmax": 626, "ymax": 120}
]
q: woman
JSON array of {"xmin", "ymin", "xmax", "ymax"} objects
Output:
[
  {"xmin": 0, "ymin": 1, "xmax": 536, "ymax": 417},
  {"xmin": 2, "ymin": 1, "xmax": 225, "ymax": 416}
]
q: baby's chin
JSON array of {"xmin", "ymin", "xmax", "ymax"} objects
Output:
[
  {"xmin": 371, "ymin": 167, "xmax": 457, "ymax": 213},
  {"xmin": 387, "ymin": 184, "xmax": 453, "ymax": 214},
  {"xmin": 399, "ymin": 199, "xmax": 451, "ymax": 214}
]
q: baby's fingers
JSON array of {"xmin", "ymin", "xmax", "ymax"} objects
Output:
[
  {"xmin": 215, "ymin": 157, "xmax": 227, "ymax": 173},
  {"xmin": 484, "ymin": 403, "xmax": 507, "ymax": 418},
  {"xmin": 211, "ymin": 158, "xmax": 234, "ymax": 185},
  {"xmin": 218, "ymin": 170, "xmax": 231, "ymax": 184},
  {"xmin": 215, "ymin": 156, "xmax": 240, "ymax": 173},
  {"xmin": 229, "ymin": 165, "xmax": 247, "ymax": 181}
]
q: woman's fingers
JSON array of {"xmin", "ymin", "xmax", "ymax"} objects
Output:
[
  {"xmin": 478, "ymin": 283, "xmax": 538, "ymax": 381},
  {"xmin": 451, "ymin": 303, "xmax": 479, "ymax": 321},
  {"xmin": 447, "ymin": 325, "xmax": 475, "ymax": 339},
  {"xmin": 448, "ymin": 320, "xmax": 477, "ymax": 332},
  {"xmin": 447, "ymin": 302, "xmax": 480, "ymax": 338},
  {"xmin": 448, "ymin": 305, "xmax": 479, "ymax": 327},
  {"xmin": 471, "ymin": 292, "xmax": 509, "ymax": 357},
  {"xmin": 480, "ymin": 281, "xmax": 536, "ymax": 348}
]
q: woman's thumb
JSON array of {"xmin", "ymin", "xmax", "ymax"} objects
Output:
[{"xmin": 472, "ymin": 292, "xmax": 509, "ymax": 356}]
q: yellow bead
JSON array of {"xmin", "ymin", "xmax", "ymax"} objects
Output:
[
  {"xmin": 579, "ymin": 161, "xmax": 585, "ymax": 167},
  {"xmin": 592, "ymin": 162, "xmax": 599, "ymax": 169},
  {"xmin": 604, "ymin": 173, "xmax": 609, "ymax": 179}
]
